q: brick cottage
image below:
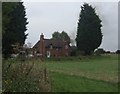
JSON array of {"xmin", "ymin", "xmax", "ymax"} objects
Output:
[{"xmin": 33, "ymin": 33, "xmax": 71, "ymax": 58}]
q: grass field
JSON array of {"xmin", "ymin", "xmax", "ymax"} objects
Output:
[
  {"xmin": 2, "ymin": 54, "xmax": 118, "ymax": 92},
  {"xmin": 35, "ymin": 54, "xmax": 118, "ymax": 92}
]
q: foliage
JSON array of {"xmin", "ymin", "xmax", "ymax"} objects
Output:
[
  {"xmin": 94, "ymin": 48, "xmax": 105, "ymax": 55},
  {"xmin": 70, "ymin": 46, "xmax": 77, "ymax": 56},
  {"xmin": 76, "ymin": 3, "xmax": 102, "ymax": 55},
  {"xmin": 2, "ymin": 55, "xmax": 118, "ymax": 92},
  {"xmin": 52, "ymin": 31, "xmax": 70, "ymax": 44},
  {"xmin": 105, "ymin": 51, "xmax": 111, "ymax": 54},
  {"xmin": 116, "ymin": 50, "xmax": 120, "ymax": 54},
  {"xmin": 2, "ymin": 2, "xmax": 16, "ymax": 35},
  {"xmin": 2, "ymin": 59, "xmax": 51, "ymax": 92},
  {"xmin": 2, "ymin": 2, "xmax": 28, "ymax": 58}
]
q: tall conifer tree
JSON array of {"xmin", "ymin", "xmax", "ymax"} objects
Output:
[
  {"xmin": 76, "ymin": 3, "xmax": 102, "ymax": 55},
  {"xmin": 2, "ymin": 2, "xmax": 28, "ymax": 57}
]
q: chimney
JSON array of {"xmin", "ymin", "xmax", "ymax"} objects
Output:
[{"xmin": 40, "ymin": 33, "xmax": 44, "ymax": 40}]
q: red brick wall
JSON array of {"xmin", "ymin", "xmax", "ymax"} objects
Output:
[
  {"xmin": 44, "ymin": 45, "xmax": 70, "ymax": 57},
  {"xmin": 38, "ymin": 39, "xmax": 46, "ymax": 56},
  {"xmin": 37, "ymin": 35, "xmax": 70, "ymax": 57}
]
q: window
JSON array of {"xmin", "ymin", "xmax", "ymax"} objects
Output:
[
  {"xmin": 50, "ymin": 44, "xmax": 53, "ymax": 49},
  {"xmin": 65, "ymin": 45, "xmax": 68, "ymax": 49},
  {"xmin": 50, "ymin": 45, "xmax": 53, "ymax": 49}
]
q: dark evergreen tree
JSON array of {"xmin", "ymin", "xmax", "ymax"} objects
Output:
[
  {"xmin": 2, "ymin": 2, "xmax": 28, "ymax": 58},
  {"xmin": 76, "ymin": 3, "xmax": 102, "ymax": 55}
]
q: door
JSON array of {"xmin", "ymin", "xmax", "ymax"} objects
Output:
[{"xmin": 47, "ymin": 51, "xmax": 50, "ymax": 58}]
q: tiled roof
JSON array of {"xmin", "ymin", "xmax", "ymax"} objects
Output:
[
  {"xmin": 33, "ymin": 39, "xmax": 68, "ymax": 49},
  {"xmin": 33, "ymin": 40, "xmax": 40, "ymax": 49}
]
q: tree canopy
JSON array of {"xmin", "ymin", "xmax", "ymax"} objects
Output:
[
  {"xmin": 2, "ymin": 2, "xmax": 28, "ymax": 58},
  {"xmin": 76, "ymin": 3, "xmax": 102, "ymax": 55},
  {"xmin": 52, "ymin": 31, "xmax": 70, "ymax": 44}
]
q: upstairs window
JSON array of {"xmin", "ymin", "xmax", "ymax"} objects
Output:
[
  {"xmin": 65, "ymin": 45, "xmax": 68, "ymax": 49},
  {"xmin": 50, "ymin": 44, "xmax": 53, "ymax": 49}
]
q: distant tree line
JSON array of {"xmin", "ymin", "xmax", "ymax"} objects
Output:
[
  {"xmin": 70, "ymin": 47, "xmax": 119, "ymax": 56},
  {"xmin": 95, "ymin": 48, "xmax": 120, "ymax": 55}
]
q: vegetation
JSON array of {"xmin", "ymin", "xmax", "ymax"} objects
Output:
[
  {"xmin": 94, "ymin": 48, "xmax": 106, "ymax": 55},
  {"xmin": 116, "ymin": 50, "xmax": 120, "ymax": 54},
  {"xmin": 2, "ymin": 58, "xmax": 51, "ymax": 92},
  {"xmin": 2, "ymin": 54, "xmax": 118, "ymax": 92},
  {"xmin": 45, "ymin": 54, "xmax": 118, "ymax": 92},
  {"xmin": 52, "ymin": 31, "xmax": 70, "ymax": 44},
  {"xmin": 2, "ymin": 2, "xmax": 118, "ymax": 93},
  {"xmin": 51, "ymin": 72, "xmax": 117, "ymax": 92},
  {"xmin": 76, "ymin": 3, "xmax": 102, "ymax": 55},
  {"xmin": 70, "ymin": 46, "xmax": 77, "ymax": 56},
  {"xmin": 2, "ymin": 2, "xmax": 28, "ymax": 58}
]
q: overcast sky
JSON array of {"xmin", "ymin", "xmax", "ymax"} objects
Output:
[{"xmin": 23, "ymin": 1, "xmax": 118, "ymax": 52}]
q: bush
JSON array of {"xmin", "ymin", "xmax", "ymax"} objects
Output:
[
  {"xmin": 105, "ymin": 51, "xmax": 111, "ymax": 54},
  {"xmin": 70, "ymin": 46, "xmax": 77, "ymax": 56},
  {"xmin": 94, "ymin": 48, "xmax": 105, "ymax": 55},
  {"xmin": 2, "ymin": 59, "xmax": 51, "ymax": 92},
  {"xmin": 116, "ymin": 50, "xmax": 120, "ymax": 54}
]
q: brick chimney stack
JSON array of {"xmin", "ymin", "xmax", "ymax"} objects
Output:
[
  {"xmin": 39, "ymin": 33, "xmax": 45, "ymax": 57},
  {"xmin": 40, "ymin": 33, "xmax": 44, "ymax": 40}
]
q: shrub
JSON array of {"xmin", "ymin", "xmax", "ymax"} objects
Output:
[
  {"xmin": 70, "ymin": 46, "xmax": 77, "ymax": 56},
  {"xmin": 94, "ymin": 48, "xmax": 105, "ymax": 55},
  {"xmin": 2, "ymin": 59, "xmax": 51, "ymax": 92},
  {"xmin": 116, "ymin": 50, "xmax": 120, "ymax": 54}
]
